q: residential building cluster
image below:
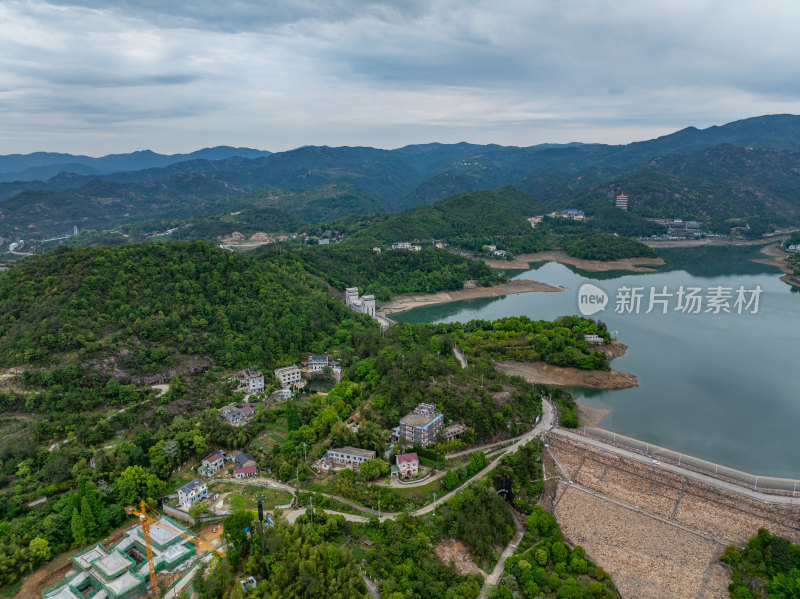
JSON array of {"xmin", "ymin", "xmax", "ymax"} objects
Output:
[
  {"xmin": 197, "ymin": 450, "xmax": 258, "ymax": 481},
  {"xmin": 218, "ymin": 403, "xmax": 257, "ymax": 426}
]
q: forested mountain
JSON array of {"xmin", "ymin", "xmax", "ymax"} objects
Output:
[
  {"xmin": 4, "ymin": 114, "xmax": 800, "ymax": 241},
  {"xmin": 572, "ymin": 144, "xmax": 800, "ymax": 232},
  {"xmin": 0, "ymin": 146, "xmax": 271, "ymax": 182},
  {"xmin": 0, "ymin": 242, "xmax": 355, "ymax": 370}
]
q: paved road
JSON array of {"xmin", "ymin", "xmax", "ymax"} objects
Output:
[
  {"xmin": 479, "ymin": 513, "xmax": 525, "ymax": 598},
  {"xmin": 412, "ymin": 400, "xmax": 555, "ymax": 519},
  {"xmin": 550, "ymin": 427, "xmax": 800, "ymax": 506}
]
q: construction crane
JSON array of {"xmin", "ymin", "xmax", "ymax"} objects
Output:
[{"xmin": 125, "ymin": 501, "xmax": 226, "ymax": 596}]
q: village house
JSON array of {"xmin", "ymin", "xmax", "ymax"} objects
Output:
[
  {"xmin": 274, "ymin": 365, "xmax": 301, "ymax": 388},
  {"xmin": 396, "ymin": 452, "xmax": 419, "ymax": 477},
  {"xmin": 237, "ymin": 369, "xmax": 265, "ymax": 394},
  {"xmin": 326, "ymin": 446, "xmax": 377, "ymax": 472},
  {"xmin": 201, "ymin": 452, "xmax": 225, "ymax": 473},
  {"xmin": 584, "ymin": 333, "xmax": 604, "ymax": 344},
  {"xmin": 399, "ymin": 403, "xmax": 444, "ymax": 447},
  {"xmin": 308, "ymin": 354, "xmax": 329, "ymax": 371},
  {"xmin": 219, "ymin": 404, "xmax": 243, "ymax": 424},
  {"xmin": 234, "ymin": 464, "xmax": 258, "ymax": 479},
  {"xmin": 177, "ymin": 479, "xmax": 208, "ymax": 510},
  {"xmin": 273, "ymin": 388, "xmax": 292, "ymax": 401}
]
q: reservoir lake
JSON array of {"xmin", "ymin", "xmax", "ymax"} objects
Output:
[{"xmin": 394, "ymin": 247, "xmax": 800, "ymax": 478}]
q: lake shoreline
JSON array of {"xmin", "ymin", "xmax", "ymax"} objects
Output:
[
  {"xmin": 483, "ymin": 250, "xmax": 665, "ymax": 272},
  {"xmin": 377, "ymin": 278, "xmax": 564, "ymax": 316},
  {"xmin": 494, "ymin": 340, "xmax": 638, "ymax": 390}
]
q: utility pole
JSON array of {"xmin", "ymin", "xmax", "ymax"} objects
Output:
[
  {"xmin": 303, "ymin": 442, "xmax": 307, "ymax": 462},
  {"xmin": 257, "ymin": 498, "xmax": 267, "ymax": 579},
  {"xmin": 310, "ymin": 495, "xmax": 314, "ymax": 524},
  {"xmin": 378, "ymin": 498, "xmax": 380, "ymax": 519},
  {"xmin": 433, "ymin": 492, "xmax": 436, "ymax": 516}
]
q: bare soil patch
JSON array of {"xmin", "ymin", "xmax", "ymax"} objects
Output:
[
  {"xmin": 495, "ymin": 361, "xmax": 638, "ymax": 390},
  {"xmin": 435, "ymin": 539, "xmax": 485, "ymax": 576},
  {"xmin": 484, "ymin": 250, "xmax": 665, "ymax": 272},
  {"xmin": 378, "ymin": 279, "xmax": 563, "ymax": 316}
]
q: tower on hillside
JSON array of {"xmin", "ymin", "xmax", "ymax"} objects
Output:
[{"xmin": 615, "ymin": 192, "xmax": 629, "ymax": 211}]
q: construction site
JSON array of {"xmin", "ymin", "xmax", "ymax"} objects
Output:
[
  {"xmin": 40, "ymin": 503, "xmax": 223, "ymax": 599},
  {"xmin": 542, "ymin": 430, "xmax": 800, "ymax": 599}
]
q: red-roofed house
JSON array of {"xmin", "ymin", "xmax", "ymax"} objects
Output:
[
  {"xmin": 234, "ymin": 464, "xmax": 258, "ymax": 479},
  {"xmin": 201, "ymin": 452, "xmax": 225, "ymax": 473},
  {"xmin": 239, "ymin": 405, "xmax": 257, "ymax": 418},
  {"xmin": 396, "ymin": 452, "xmax": 419, "ymax": 477}
]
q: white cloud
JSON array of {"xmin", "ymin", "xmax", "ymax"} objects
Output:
[{"xmin": 1, "ymin": 0, "xmax": 799, "ymax": 154}]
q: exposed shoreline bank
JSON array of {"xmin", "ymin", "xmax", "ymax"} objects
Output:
[
  {"xmin": 483, "ymin": 250, "xmax": 665, "ymax": 272},
  {"xmin": 494, "ymin": 340, "xmax": 637, "ymax": 391},
  {"xmin": 377, "ymin": 278, "xmax": 564, "ymax": 316},
  {"xmin": 755, "ymin": 243, "xmax": 800, "ymax": 288}
]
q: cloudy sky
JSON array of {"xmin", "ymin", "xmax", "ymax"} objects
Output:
[{"xmin": 1, "ymin": 0, "xmax": 798, "ymax": 155}]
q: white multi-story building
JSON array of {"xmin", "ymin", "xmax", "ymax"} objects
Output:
[
  {"xmin": 274, "ymin": 365, "xmax": 301, "ymax": 388},
  {"xmin": 238, "ymin": 369, "xmax": 265, "ymax": 394},
  {"xmin": 177, "ymin": 479, "xmax": 208, "ymax": 509},
  {"xmin": 399, "ymin": 403, "xmax": 444, "ymax": 447}
]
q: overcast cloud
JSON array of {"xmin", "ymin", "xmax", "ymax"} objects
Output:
[{"xmin": 1, "ymin": 0, "xmax": 798, "ymax": 154}]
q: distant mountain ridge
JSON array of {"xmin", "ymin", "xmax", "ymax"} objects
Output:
[
  {"xmin": 3, "ymin": 114, "xmax": 800, "ymax": 240},
  {"xmin": 0, "ymin": 146, "xmax": 271, "ymax": 181}
]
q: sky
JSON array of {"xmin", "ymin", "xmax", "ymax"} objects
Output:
[{"xmin": 2, "ymin": 0, "xmax": 799, "ymax": 155}]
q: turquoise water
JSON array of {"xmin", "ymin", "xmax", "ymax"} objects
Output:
[{"xmin": 395, "ymin": 249, "xmax": 800, "ymax": 477}]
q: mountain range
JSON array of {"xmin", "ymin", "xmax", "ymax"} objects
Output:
[{"xmin": 2, "ymin": 114, "xmax": 800, "ymax": 241}]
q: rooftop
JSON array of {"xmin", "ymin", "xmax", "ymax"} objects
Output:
[
  {"xmin": 274, "ymin": 365, "xmax": 300, "ymax": 374},
  {"xmin": 103, "ymin": 569, "xmax": 143, "ymax": 595},
  {"xmin": 401, "ymin": 411, "xmax": 442, "ymax": 427},
  {"xmin": 235, "ymin": 465, "xmax": 258, "ymax": 475},
  {"xmin": 330, "ymin": 446, "xmax": 377, "ymax": 459},
  {"xmin": 203, "ymin": 452, "xmax": 224, "ymax": 463},
  {"xmin": 73, "ymin": 543, "xmax": 106, "ymax": 570},
  {"xmin": 235, "ymin": 452, "xmax": 255, "ymax": 466},
  {"xmin": 93, "ymin": 549, "xmax": 134, "ymax": 579},
  {"xmin": 178, "ymin": 479, "xmax": 205, "ymax": 494},
  {"xmin": 396, "ymin": 452, "xmax": 418, "ymax": 465},
  {"xmin": 137, "ymin": 516, "xmax": 186, "ymax": 548}
]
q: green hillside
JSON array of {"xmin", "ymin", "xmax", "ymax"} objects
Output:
[
  {"xmin": 351, "ymin": 185, "xmax": 546, "ymax": 244},
  {"xmin": 268, "ymin": 242, "xmax": 505, "ymax": 301},
  {"xmin": 0, "ymin": 241, "xmax": 355, "ymax": 370}
]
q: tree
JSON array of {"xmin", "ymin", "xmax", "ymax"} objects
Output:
[
  {"xmin": 188, "ymin": 499, "xmax": 210, "ymax": 527},
  {"xmin": 359, "ymin": 459, "xmax": 389, "ymax": 481},
  {"xmin": 113, "ymin": 465, "xmax": 165, "ymax": 505},
  {"xmin": 28, "ymin": 538, "xmax": 51, "ymax": 564},
  {"xmin": 356, "ymin": 420, "xmax": 388, "ymax": 453}
]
